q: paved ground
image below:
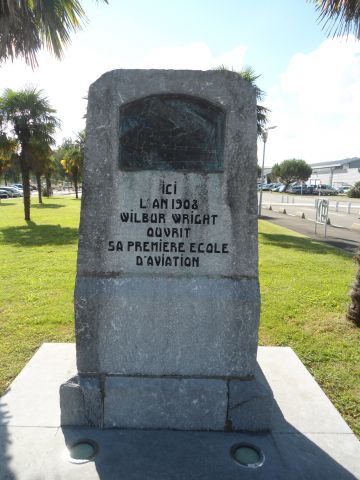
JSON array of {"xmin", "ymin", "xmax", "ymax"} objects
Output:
[
  {"xmin": 260, "ymin": 207, "xmax": 359, "ymax": 253},
  {"xmin": 1, "ymin": 344, "xmax": 359, "ymax": 479}
]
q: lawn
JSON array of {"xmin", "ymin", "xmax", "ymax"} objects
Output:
[{"xmin": 0, "ymin": 196, "xmax": 359, "ymax": 437}]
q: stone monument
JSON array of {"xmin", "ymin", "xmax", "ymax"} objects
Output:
[{"xmin": 60, "ymin": 69, "xmax": 273, "ymax": 430}]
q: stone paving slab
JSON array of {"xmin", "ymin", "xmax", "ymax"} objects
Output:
[
  {"xmin": 257, "ymin": 346, "xmax": 353, "ymax": 434},
  {"xmin": 0, "ymin": 343, "xmax": 359, "ymax": 479}
]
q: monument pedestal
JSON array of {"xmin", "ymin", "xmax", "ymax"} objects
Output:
[
  {"xmin": 60, "ymin": 370, "xmax": 273, "ymax": 431},
  {"xmin": 61, "ymin": 273, "xmax": 273, "ymax": 431},
  {"xmin": 1, "ymin": 344, "xmax": 359, "ymax": 480}
]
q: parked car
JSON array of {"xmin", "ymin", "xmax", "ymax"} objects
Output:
[
  {"xmin": 0, "ymin": 189, "xmax": 10, "ymax": 199},
  {"xmin": 313, "ymin": 185, "xmax": 338, "ymax": 196},
  {"xmin": 271, "ymin": 184, "xmax": 283, "ymax": 192},
  {"xmin": 257, "ymin": 183, "xmax": 272, "ymax": 191},
  {"xmin": 270, "ymin": 183, "xmax": 282, "ymax": 191},
  {"xmin": 0, "ymin": 186, "xmax": 22, "ymax": 197},
  {"xmin": 335, "ymin": 185, "xmax": 352, "ymax": 194},
  {"xmin": 287, "ymin": 184, "xmax": 314, "ymax": 195},
  {"xmin": 12, "ymin": 184, "xmax": 37, "ymax": 191}
]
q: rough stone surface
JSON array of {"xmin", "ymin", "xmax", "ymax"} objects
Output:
[
  {"xmin": 103, "ymin": 376, "xmax": 228, "ymax": 430},
  {"xmin": 228, "ymin": 378, "xmax": 274, "ymax": 431},
  {"xmin": 61, "ymin": 69, "xmax": 265, "ymax": 430},
  {"xmin": 60, "ymin": 377, "xmax": 87, "ymax": 426},
  {"xmin": 75, "ymin": 276, "xmax": 259, "ymax": 376},
  {"xmin": 60, "ymin": 376, "xmax": 102, "ymax": 427}
]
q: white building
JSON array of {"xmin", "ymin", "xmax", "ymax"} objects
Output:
[
  {"xmin": 262, "ymin": 158, "xmax": 360, "ymax": 186},
  {"xmin": 308, "ymin": 158, "xmax": 360, "ymax": 187}
]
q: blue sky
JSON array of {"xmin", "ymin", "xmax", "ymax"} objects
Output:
[{"xmin": 1, "ymin": 0, "xmax": 359, "ymax": 166}]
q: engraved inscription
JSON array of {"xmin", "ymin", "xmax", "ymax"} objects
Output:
[{"xmin": 107, "ymin": 180, "xmax": 229, "ymax": 268}]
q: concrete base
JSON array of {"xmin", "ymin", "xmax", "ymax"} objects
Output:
[
  {"xmin": 1, "ymin": 344, "xmax": 360, "ymax": 479},
  {"xmin": 60, "ymin": 371, "xmax": 273, "ymax": 431}
]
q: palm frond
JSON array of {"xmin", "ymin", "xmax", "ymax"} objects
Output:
[
  {"xmin": 0, "ymin": 0, "xmax": 108, "ymax": 67},
  {"xmin": 312, "ymin": 0, "xmax": 360, "ymax": 38}
]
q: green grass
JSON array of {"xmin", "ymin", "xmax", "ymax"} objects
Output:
[
  {"xmin": 0, "ymin": 196, "xmax": 359, "ymax": 437},
  {"xmin": 0, "ymin": 197, "xmax": 79, "ymax": 393},
  {"xmin": 259, "ymin": 222, "xmax": 360, "ymax": 436}
]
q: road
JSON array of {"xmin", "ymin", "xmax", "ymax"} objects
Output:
[
  {"xmin": 260, "ymin": 192, "xmax": 360, "ymax": 229},
  {"xmin": 259, "ymin": 192, "xmax": 360, "ymax": 253}
]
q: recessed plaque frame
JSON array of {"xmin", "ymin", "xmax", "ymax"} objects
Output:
[{"xmin": 119, "ymin": 93, "xmax": 225, "ymax": 172}]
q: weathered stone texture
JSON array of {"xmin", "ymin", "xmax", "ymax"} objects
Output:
[
  {"xmin": 60, "ymin": 69, "xmax": 272, "ymax": 431},
  {"xmin": 75, "ymin": 276, "xmax": 259, "ymax": 377}
]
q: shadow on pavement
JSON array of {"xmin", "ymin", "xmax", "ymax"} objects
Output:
[{"xmin": 60, "ymin": 378, "xmax": 357, "ymax": 480}]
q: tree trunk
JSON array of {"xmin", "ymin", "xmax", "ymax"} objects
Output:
[
  {"xmin": 74, "ymin": 171, "xmax": 78, "ymax": 199},
  {"xmin": 347, "ymin": 247, "xmax": 360, "ymax": 327},
  {"xmin": 20, "ymin": 157, "xmax": 31, "ymax": 221},
  {"xmin": 36, "ymin": 172, "xmax": 42, "ymax": 203},
  {"xmin": 45, "ymin": 173, "xmax": 52, "ymax": 197}
]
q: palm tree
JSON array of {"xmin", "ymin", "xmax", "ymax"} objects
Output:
[
  {"xmin": 311, "ymin": 0, "xmax": 360, "ymax": 39},
  {"xmin": 214, "ymin": 65, "xmax": 270, "ymax": 136},
  {"xmin": 43, "ymin": 153, "xmax": 58, "ymax": 197},
  {"xmin": 238, "ymin": 66, "xmax": 270, "ymax": 137},
  {"xmin": 28, "ymin": 135, "xmax": 53, "ymax": 203},
  {"xmin": 0, "ymin": 0, "xmax": 108, "ymax": 67},
  {"xmin": 60, "ymin": 131, "xmax": 84, "ymax": 199},
  {"xmin": 0, "ymin": 87, "xmax": 59, "ymax": 220}
]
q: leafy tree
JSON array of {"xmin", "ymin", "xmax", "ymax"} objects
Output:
[
  {"xmin": 271, "ymin": 159, "xmax": 312, "ymax": 188},
  {"xmin": 214, "ymin": 65, "xmax": 269, "ymax": 136},
  {"xmin": 0, "ymin": 0, "xmax": 108, "ymax": 67},
  {"xmin": 310, "ymin": 0, "xmax": 360, "ymax": 39},
  {"xmin": 0, "ymin": 87, "xmax": 59, "ymax": 220},
  {"xmin": 257, "ymin": 164, "xmax": 262, "ymax": 178},
  {"xmin": 0, "ymin": 132, "xmax": 17, "ymax": 182},
  {"xmin": 271, "ymin": 163, "xmax": 281, "ymax": 180},
  {"xmin": 60, "ymin": 131, "xmax": 84, "ymax": 199},
  {"xmin": 347, "ymin": 181, "xmax": 360, "ymax": 198}
]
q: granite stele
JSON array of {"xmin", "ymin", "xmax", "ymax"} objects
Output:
[{"xmin": 60, "ymin": 69, "xmax": 274, "ymax": 430}]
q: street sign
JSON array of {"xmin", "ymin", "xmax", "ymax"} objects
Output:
[{"xmin": 315, "ymin": 199, "xmax": 329, "ymax": 237}]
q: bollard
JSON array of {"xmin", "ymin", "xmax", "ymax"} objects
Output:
[
  {"xmin": 336, "ymin": 201, "xmax": 339, "ymax": 212},
  {"xmin": 347, "ymin": 202, "xmax": 352, "ymax": 214},
  {"xmin": 292, "ymin": 197, "xmax": 295, "ymax": 204}
]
